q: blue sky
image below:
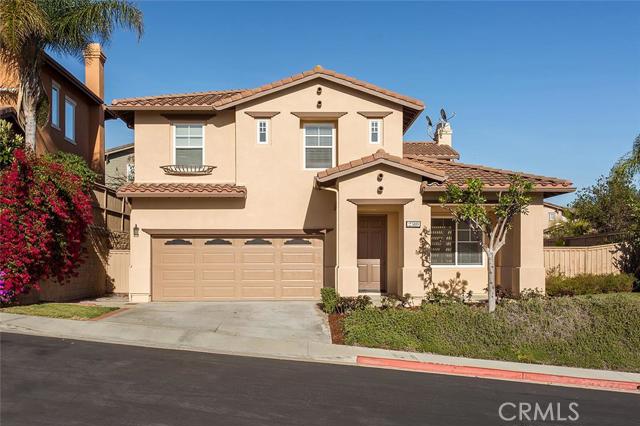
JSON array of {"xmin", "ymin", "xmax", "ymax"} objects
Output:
[{"xmin": 53, "ymin": 1, "xmax": 640, "ymax": 205}]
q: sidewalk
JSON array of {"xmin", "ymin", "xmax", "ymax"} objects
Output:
[{"xmin": 2, "ymin": 312, "xmax": 639, "ymax": 392}]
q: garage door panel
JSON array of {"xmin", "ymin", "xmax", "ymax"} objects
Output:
[
  {"xmin": 201, "ymin": 252, "xmax": 236, "ymax": 264},
  {"xmin": 241, "ymin": 268, "xmax": 276, "ymax": 281},
  {"xmin": 200, "ymin": 286, "xmax": 236, "ymax": 298},
  {"xmin": 281, "ymin": 252, "xmax": 316, "ymax": 264},
  {"xmin": 153, "ymin": 235, "xmax": 322, "ymax": 301},
  {"xmin": 159, "ymin": 253, "xmax": 196, "ymax": 264},
  {"xmin": 201, "ymin": 268, "xmax": 236, "ymax": 280},
  {"xmin": 281, "ymin": 268, "xmax": 315, "ymax": 281},
  {"xmin": 241, "ymin": 286, "xmax": 277, "ymax": 298},
  {"xmin": 281, "ymin": 286, "xmax": 315, "ymax": 298},
  {"xmin": 242, "ymin": 252, "xmax": 276, "ymax": 263}
]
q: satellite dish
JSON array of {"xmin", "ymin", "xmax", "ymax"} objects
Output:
[
  {"xmin": 426, "ymin": 115, "xmax": 433, "ymax": 127},
  {"xmin": 440, "ymin": 108, "xmax": 447, "ymax": 122}
]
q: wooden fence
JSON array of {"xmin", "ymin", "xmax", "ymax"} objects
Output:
[
  {"xmin": 91, "ymin": 183, "xmax": 130, "ymax": 232},
  {"xmin": 543, "ymin": 243, "xmax": 620, "ymax": 276}
]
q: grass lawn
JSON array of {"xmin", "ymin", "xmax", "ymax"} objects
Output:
[
  {"xmin": 342, "ymin": 293, "xmax": 640, "ymax": 372},
  {"xmin": 1, "ymin": 303, "xmax": 118, "ymax": 320}
]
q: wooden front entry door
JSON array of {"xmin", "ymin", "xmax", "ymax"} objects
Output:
[{"xmin": 357, "ymin": 215, "xmax": 387, "ymax": 293}]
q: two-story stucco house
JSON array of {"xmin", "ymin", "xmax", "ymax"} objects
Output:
[{"xmin": 110, "ymin": 66, "xmax": 574, "ymax": 303}]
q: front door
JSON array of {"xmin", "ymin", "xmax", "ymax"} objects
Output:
[{"xmin": 357, "ymin": 215, "xmax": 387, "ymax": 293}]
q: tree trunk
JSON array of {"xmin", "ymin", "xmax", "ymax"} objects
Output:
[
  {"xmin": 23, "ymin": 98, "xmax": 37, "ymax": 151},
  {"xmin": 487, "ymin": 252, "xmax": 497, "ymax": 312}
]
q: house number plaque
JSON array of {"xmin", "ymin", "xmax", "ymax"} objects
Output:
[{"xmin": 405, "ymin": 220, "xmax": 421, "ymax": 228}]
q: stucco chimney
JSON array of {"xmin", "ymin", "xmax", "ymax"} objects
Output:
[
  {"xmin": 435, "ymin": 122, "xmax": 452, "ymax": 146},
  {"xmin": 84, "ymin": 43, "xmax": 106, "ymax": 99}
]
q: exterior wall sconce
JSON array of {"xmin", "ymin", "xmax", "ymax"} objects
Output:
[
  {"xmin": 133, "ymin": 224, "xmax": 139, "ymax": 237},
  {"xmin": 316, "ymin": 100, "xmax": 322, "ymax": 109}
]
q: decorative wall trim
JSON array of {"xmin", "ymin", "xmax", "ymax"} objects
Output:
[
  {"xmin": 357, "ymin": 111, "xmax": 393, "ymax": 118},
  {"xmin": 291, "ymin": 112, "xmax": 348, "ymax": 119},
  {"xmin": 244, "ymin": 111, "xmax": 280, "ymax": 118}
]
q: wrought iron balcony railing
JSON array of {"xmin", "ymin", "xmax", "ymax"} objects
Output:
[{"xmin": 160, "ymin": 165, "xmax": 216, "ymax": 176}]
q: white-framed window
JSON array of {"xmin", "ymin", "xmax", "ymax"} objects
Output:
[
  {"xmin": 369, "ymin": 119, "xmax": 382, "ymax": 144},
  {"xmin": 548, "ymin": 212, "xmax": 557, "ymax": 221},
  {"xmin": 51, "ymin": 82, "xmax": 60, "ymax": 129},
  {"xmin": 303, "ymin": 123, "xmax": 335, "ymax": 169},
  {"xmin": 431, "ymin": 218, "xmax": 483, "ymax": 266},
  {"xmin": 64, "ymin": 97, "xmax": 76, "ymax": 143},
  {"xmin": 173, "ymin": 124, "xmax": 204, "ymax": 166},
  {"xmin": 256, "ymin": 119, "xmax": 269, "ymax": 144}
]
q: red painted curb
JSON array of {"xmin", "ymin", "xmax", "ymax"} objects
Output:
[
  {"xmin": 357, "ymin": 356, "xmax": 640, "ymax": 392},
  {"xmin": 89, "ymin": 308, "xmax": 129, "ymax": 321}
]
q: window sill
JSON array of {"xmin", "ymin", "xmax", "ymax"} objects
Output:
[
  {"xmin": 431, "ymin": 264, "xmax": 485, "ymax": 269},
  {"xmin": 64, "ymin": 137, "xmax": 76, "ymax": 144}
]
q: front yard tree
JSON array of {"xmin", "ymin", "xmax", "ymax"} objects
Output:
[
  {"xmin": 440, "ymin": 177, "xmax": 533, "ymax": 312},
  {"xmin": 0, "ymin": 0, "xmax": 143, "ymax": 149}
]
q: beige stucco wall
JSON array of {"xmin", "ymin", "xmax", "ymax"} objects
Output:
[{"xmin": 127, "ymin": 78, "xmax": 547, "ymax": 302}]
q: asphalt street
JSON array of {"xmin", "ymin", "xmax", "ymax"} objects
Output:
[{"xmin": 1, "ymin": 332, "xmax": 638, "ymax": 426}]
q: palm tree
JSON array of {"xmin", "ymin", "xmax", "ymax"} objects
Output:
[
  {"xmin": 614, "ymin": 134, "xmax": 640, "ymax": 181},
  {"xmin": 0, "ymin": 0, "xmax": 143, "ymax": 149}
]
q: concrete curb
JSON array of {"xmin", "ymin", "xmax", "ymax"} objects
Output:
[{"xmin": 357, "ymin": 356, "xmax": 640, "ymax": 393}]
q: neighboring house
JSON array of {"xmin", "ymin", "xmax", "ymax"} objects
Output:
[
  {"xmin": 543, "ymin": 201, "xmax": 567, "ymax": 230},
  {"xmin": 0, "ymin": 44, "xmax": 108, "ymax": 176},
  {"xmin": 109, "ymin": 66, "xmax": 574, "ymax": 303},
  {"xmin": 105, "ymin": 143, "xmax": 135, "ymax": 189}
]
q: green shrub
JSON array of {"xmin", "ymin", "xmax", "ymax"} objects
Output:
[
  {"xmin": 546, "ymin": 272, "xmax": 634, "ymax": 296},
  {"xmin": 335, "ymin": 295, "xmax": 372, "ymax": 314},
  {"xmin": 320, "ymin": 288, "xmax": 339, "ymax": 314},
  {"xmin": 343, "ymin": 293, "xmax": 640, "ymax": 372}
]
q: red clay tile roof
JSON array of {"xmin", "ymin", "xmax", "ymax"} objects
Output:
[
  {"xmin": 117, "ymin": 183, "xmax": 247, "ymax": 198},
  {"xmin": 316, "ymin": 149, "xmax": 446, "ymax": 184},
  {"xmin": 404, "ymin": 156, "xmax": 574, "ymax": 193},
  {"xmin": 109, "ymin": 66, "xmax": 424, "ymax": 132},
  {"xmin": 403, "ymin": 142, "xmax": 459, "ymax": 160},
  {"xmin": 111, "ymin": 90, "xmax": 243, "ymax": 108}
]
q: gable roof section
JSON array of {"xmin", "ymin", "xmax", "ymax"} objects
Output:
[
  {"xmin": 403, "ymin": 142, "xmax": 459, "ymax": 160},
  {"xmin": 404, "ymin": 156, "xmax": 575, "ymax": 194},
  {"xmin": 316, "ymin": 149, "xmax": 446, "ymax": 185},
  {"xmin": 109, "ymin": 66, "xmax": 424, "ymax": 132}
]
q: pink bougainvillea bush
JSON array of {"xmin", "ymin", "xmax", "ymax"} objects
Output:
[{"xmin": 0, "ymin": 149, "xmax": 94, "ymax": 303}]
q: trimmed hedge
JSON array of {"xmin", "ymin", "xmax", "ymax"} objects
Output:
[
  {"xmin": 546, "ymin": 273, "xmax": 634, "ymax": 296},
  {"xmin": 342, "ymin": 293, "xmax": 640, "ymax": 372}
]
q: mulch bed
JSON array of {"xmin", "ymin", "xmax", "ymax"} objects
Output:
[{"xmin": 328, "ymin": 313, "xmax": 346, "ymax": 345}]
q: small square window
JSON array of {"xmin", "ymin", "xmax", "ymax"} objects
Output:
[{"xmin": 257, "ymin": 119, "xmax": 269, "ymax": 144}]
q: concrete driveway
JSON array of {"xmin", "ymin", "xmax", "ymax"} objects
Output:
[{"xmin": 103, "ymin": 301, "xmax": 331, "ymax": 343}]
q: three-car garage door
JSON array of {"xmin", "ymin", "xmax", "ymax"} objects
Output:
[{"xmin": 151, "ymin": 236, "xmax": 323, "ymax": 301}]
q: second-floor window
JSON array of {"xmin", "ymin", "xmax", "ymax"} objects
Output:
[
  {"xmin": 256, "ymin": 119, "xmax": 269, "ymax": 144},
  {"xmin": 64, "ymin": 97, "xmax": 76, "ymax": 143},
  {"xmin": 369, "ymin": 119, "xmax": 382, "ymax": 144},
  {"xmin": 174, "ymin": 124, "xmax": 204, "ymax": 166},
  {"xmin": 304, "ymin": 123, "xmax": 334, "ymax": 169},
  {"xmin": 51, "ymin": 82, "xmax": 60, "ymax": 129}
]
